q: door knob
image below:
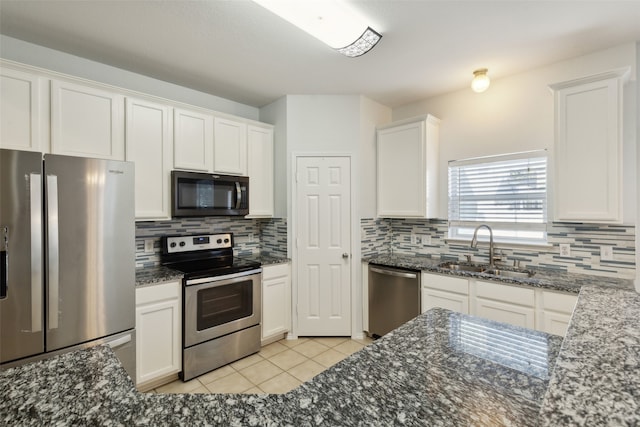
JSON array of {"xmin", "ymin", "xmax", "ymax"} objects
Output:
[{"xmin": 342, "ymin": 253, "xmax": 349, "ymax": 258}]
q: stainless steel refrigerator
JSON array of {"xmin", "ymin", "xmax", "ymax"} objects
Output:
[{"xmin": 0, "ymin": 149, "xmax": 136, "ymax": 379}]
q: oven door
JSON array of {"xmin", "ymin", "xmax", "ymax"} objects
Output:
[{"xmin": 184, "ymin": 270, "xmax": 261, "ymax": 348}]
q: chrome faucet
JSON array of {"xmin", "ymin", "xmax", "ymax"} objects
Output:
[{"xmin": 470, "ymin": 224, "xmax": 496, "ymax": 267}]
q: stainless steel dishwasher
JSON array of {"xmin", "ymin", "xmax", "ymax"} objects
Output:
[{"xmin": 368, "ymin": 264, "xmax": 421, "ymax": 338}]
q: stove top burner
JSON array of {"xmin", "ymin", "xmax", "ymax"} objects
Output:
[{"xmin": 160, "ymin": 233, "xmax": 261, "ymax": 279}]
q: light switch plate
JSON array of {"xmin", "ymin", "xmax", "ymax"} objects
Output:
[
  {"xmin": 559, "ymin": 243, "xmax": 571, "ymax": 257},
  {"xmin": 144, "ymin": 239, "xmax": 154, "ymax": 253},
  {"xmin": 601, "ymin": 246, "xmax": 614, "ymax": 261},
  {"xmin": 421, "ymin": 235, "xmax": 431, "ymax": 245}
]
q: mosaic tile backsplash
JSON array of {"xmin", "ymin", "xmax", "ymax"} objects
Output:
[
  {"xmin": 135, "ymin": 217, "xmax": 287, "ymax": 268},
  {"xmin": 361, "ymin": 218, "xmax": 636, "ymax": 280}
]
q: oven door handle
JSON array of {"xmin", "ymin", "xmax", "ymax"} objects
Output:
[{"xmin": 185, "ymin": 269, "xmax": 262, "ymax": 287}]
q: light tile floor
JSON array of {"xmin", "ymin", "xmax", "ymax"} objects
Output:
[{"xmin": 152, "ymin": 336, "xmax": 373, "ymax": 395}]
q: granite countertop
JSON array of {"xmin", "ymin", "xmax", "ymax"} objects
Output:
[
  {"xmin": 0, "ymin": 308, "xmax": 563, "ymax": 426},
  {"xmin": 135, "ymin": 254, "xmax": 289, "ymax": 287},
  {"xmin": 366, "ymin": 253, "xmax": 634, "ymax": 293}
]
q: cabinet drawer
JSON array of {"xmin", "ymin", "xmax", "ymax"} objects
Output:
[
  {"xmin": 475, "ymin": 280, "xmax": 534, "ymax": 307},
  {"xmin": 540, "ymin": 290, "xmax": 577, "ymax": 314},
  {"xmin": 263, "ymin": 263, "xmax": 290, "ymax": 280},
  {"xmin": 136, "ymin": 281, "xmax": 180, "ymax": 305},
  {"xmin": 422, "ymin": 273, "xmax": 468, "ymax": 294}
]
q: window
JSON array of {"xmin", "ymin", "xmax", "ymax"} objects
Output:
[{"xmin": 448, "ymin": 150, "xmax": 547, "ymax": 244}]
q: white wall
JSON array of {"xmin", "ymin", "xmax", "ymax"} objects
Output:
[
  {"xmin": 0, "ymin": 35, "xmax": 259, "ymax": 120},
  {"xmin": 393, "ymin": 43, "xmax": 638, "ymax": 223}
]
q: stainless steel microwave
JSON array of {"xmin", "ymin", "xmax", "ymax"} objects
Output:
[{"xmin": 171, "ymin": 171, "xmax": 249, "ymax": 217}]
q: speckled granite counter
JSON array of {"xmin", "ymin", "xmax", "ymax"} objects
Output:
[
  {"xmin": 135, "ymin": 265, "xmax": 184, "ymax": 288},
  {"xmin": 366, "ymin": 253, "xmax": 634, "ymax": 293},
  {"xmin": 0, "ymin": 308, "xmax": 562, "ymax": 426},
  {"xmin": 135, "ymin": 254, "xmax": 289, "ymax": 287}
]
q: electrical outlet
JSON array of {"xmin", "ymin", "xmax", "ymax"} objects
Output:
[
  {"xmin": 411, "ymin": 233, "xmax": 417, "ymax": 245},
  {"xmin": 144, "ymin": 239, "xmax": 154, "ymax": 253},
  {"xmin": 248, "ymin": 233, "xmax": 254, "ymax": 242},
  {"xmin": 601, "ymin": 246, "xmax": 614, "ymax": 261},
  {"xmin": 559, "ymin": 243, "xmax": 571, "ymax": 257},
  {"xmin": 421, "ymin": 235, "xmax": 431, "ymax": 245}
]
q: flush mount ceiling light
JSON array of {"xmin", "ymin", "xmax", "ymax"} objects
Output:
[
  {"xmin": 253, "ymin": 0, "xmax": 382, "ymax": 57},
  {"xmin": 471, "ymin": 68, "xmax": 491, "ymax": 93}
]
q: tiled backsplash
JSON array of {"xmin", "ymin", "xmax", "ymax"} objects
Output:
[
  {"xmin": 361, "ymin": 218, "xmax": 636, "ymax": 279},
  {"xmin": 135, "ymin": 217, "xmax": 287, "ymax": 268}
]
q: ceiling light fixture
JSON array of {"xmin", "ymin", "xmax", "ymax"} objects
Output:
[
  {"xmin": 253, "ymin": 0, "xmax": 382, "ymax": 57},
  {"xmin": 471, "ymin": 68, "xmax": 490, "ymax": 93}
]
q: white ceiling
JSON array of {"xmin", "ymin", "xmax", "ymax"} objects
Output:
[{"xmin": 1, "ymin": 1, "xmax": 640, "ymax": 108}]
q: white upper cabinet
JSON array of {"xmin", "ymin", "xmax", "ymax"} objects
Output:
[
  {"xmin": 246, "ymin": 125, "xmax": 274, "ymax": 218},
  {"xmin": 50, "ymin": 79, "xmax": 125, "ymax": 160},
  {"xmin": 377, "ymin": 114, "xmax": 440, "ymax": 218},
  {"xmin": 213, "ymin": 117, "xmax": 247, "ymax": 175},
  {"xmin": 550, "ymin": 68, "xmax": 629, "ymax": 223},
  {"xmin": 173, "ymin": 107, "xmax": 213, "ymax": 172},
  {"xmin": 0, "ymin": 66, "xmax": 49, "ymax": 152},
  {"xmin": 125, "ymin": 97, "xmax": 173, "ymax": 221}
]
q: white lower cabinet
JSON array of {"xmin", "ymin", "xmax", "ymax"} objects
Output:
[
  {"xmin": 135, "ymin": 281, "xmax": 182, "ymax": 390},
  {"xmin": 418, "ymin": 271, "xmax": 577, "ymax": 337},
  {"xmin": 472, "ymin": 280, "xmax": 536, "ymax": 329},
  {"xmin": 536, "ymin": 289, "xmax": 578, "ymax": 337},
  {"xmin": 421, "ymin": 273, "xmax": 469, "ymax": 314},
  {"xmin": 261, "ymin": 263, "xmax": 291, "ymax": 344}
]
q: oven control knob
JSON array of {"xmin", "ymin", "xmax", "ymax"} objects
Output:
[
  {"xmin": 217, "ymin": 239, "xmax": 222, "ymax": 244},
  {"xmin": 179, "ymin": 241, "xmax": 186, "ymax": 247},
  {"xmin": 170, "ymin": 242, "xmax": 177, "ymax": 248}
]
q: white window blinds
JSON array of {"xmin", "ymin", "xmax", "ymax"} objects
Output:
[{"xmin": 448, "ymin": 151, "xmax": 547, "ymax": 244}]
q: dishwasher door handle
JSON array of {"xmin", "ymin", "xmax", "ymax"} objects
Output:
[{"xmin": 369, "ymin": 266, "xmax": 418, "ymax": 279}]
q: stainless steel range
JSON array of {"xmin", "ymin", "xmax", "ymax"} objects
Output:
[{"xmin": 161, "ymin": 233, "xmax": 262, "ymax": 381}]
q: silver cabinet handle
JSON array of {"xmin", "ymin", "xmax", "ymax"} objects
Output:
[
  {"xmin": 29, "ymin": 173, "xmax": 43, "ymax": 332},
  {"xmin": 369, "ymin": 266, "xmax": 418, "ymax": 279},
  {"xmin": 46, "ymin": 174, "xmax": 59, "ymax": 331},
  {"xmin": 342, "ymin": 253, "xmax": 349, "ymax": 258},
  {"xmin": 235, "ymin": 182, "xmax": 242, "ymax": 209}
]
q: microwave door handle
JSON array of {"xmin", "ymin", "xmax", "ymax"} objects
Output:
[{"xmin": 235, "ymin": 182, "xmax": 242, "ymax": 209}]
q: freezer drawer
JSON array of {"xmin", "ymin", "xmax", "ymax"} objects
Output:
[{"xmin": 368, "ymin": 264, "xmax": 421, "ymax": 337}]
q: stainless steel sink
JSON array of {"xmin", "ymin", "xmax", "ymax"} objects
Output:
[
  {"xmin": 438, "ymin": 262, "xmax": 535, "ymax": 279},
  {"xmin": 438, "ymin": 262, "xmax": 486, "ymax": 273},
  {"xmin": 483, "ymin": 269, "xmax": 536, "ymax": 279}
]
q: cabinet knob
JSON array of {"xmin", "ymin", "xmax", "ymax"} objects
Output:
[{"xmin": 342, "ymin": 253, "xmax": 349, "ymax": 259}]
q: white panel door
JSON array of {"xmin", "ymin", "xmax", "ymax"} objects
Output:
[{"xmin": 296, "ymin": 156, "xmax": 351, "ymax": 336}]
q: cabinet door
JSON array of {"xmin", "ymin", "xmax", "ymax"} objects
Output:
[
  {"xmin": 213, "ymin": 117, "xmax": 247, "ymax": 175},
  {"xmin": 173, "ymin": 108, "xmax": 213, "ymax": 172},
  {"xmin": 246, "ymin": 125, "xmax": 274, "ymax": 217},
  {"xmin": 540, "ymin": 311, "xmax": 572, "ymax": 337},
  {"xmin": 421, "ymin": 288, "xmax": 469, "ymax": 314},
  {"xmin": 536, "ymin": 289, "xmax": 577, "ymax": 337},
  {"xmin": 552, "ymin": 72, "xmax": 626, "ymax": 223},
  {"xmin": 0, "ymin": 67, "xmax": 48, "ymax": 152},
  {"xmin": 261, "ymin": 263, "xmax": 291, "ymax": 342},
  {"xmin": 135, "ymin": 282, "xmax": 181, "ymax": 387},
  {"xmin": 51, "ymin": 80, "xmax": 124, "ymax": 160},
  {"xmin": 377, "ymin": 120, "xmax": 425, "ymax": 217},
  {"xmin": 472, "ymin": 280, "xmax": 535, "ymax": 329},
  {"xmin": 125, "ymin": 98, "xmax": 172, "ymax": 220}
]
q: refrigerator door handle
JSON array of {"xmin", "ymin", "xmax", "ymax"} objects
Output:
[
  {"xmin": 1, "ymin": 226, "xmax": 8, "ymax": 299},
  {"xmin": 29, "ymin": 173, "xmax": 43, "ymax": 332},
  {"xmin": 46, "ymin": 174, "xmax": 60, "ymax": 331}
]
